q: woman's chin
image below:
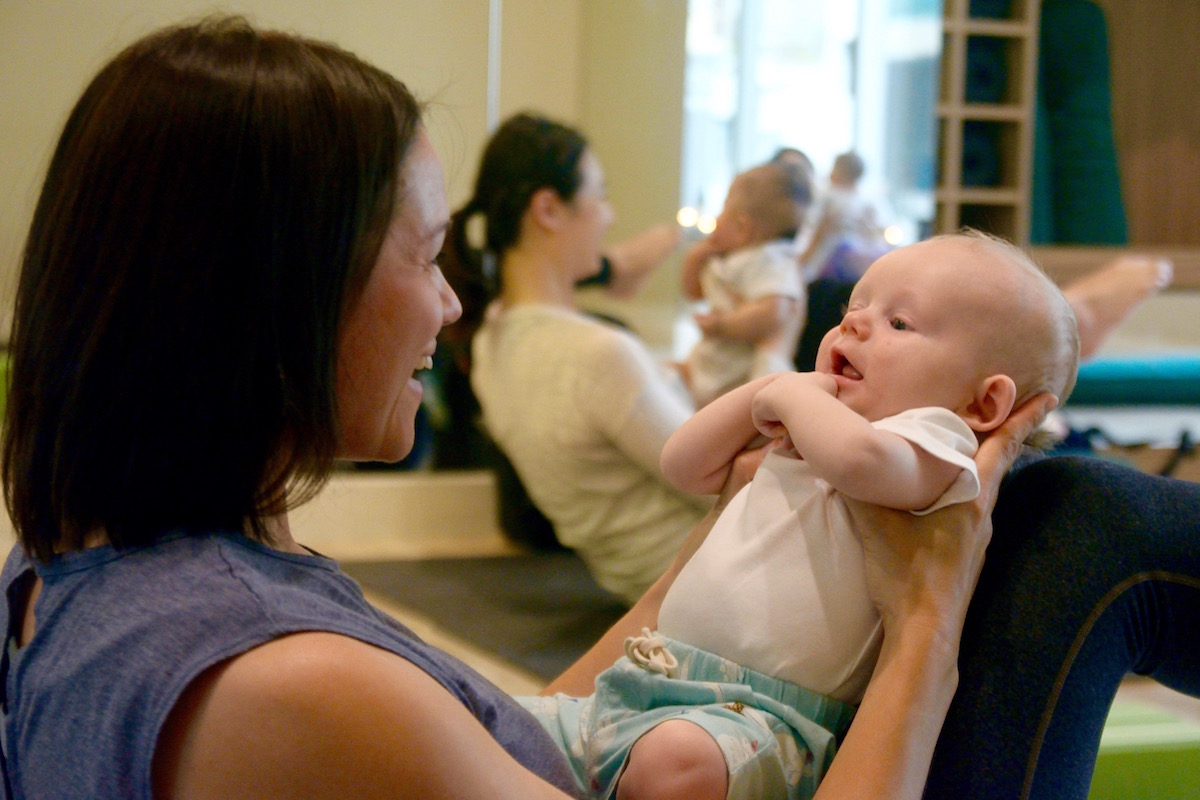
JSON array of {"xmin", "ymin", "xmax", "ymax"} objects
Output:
[
  {"xmin": 340, "ymin": 428, "xmax": 414, "ymax": 465},
  {"xmin": 376, "ymin": 435, "xmax": 415, "ymax": 465}
]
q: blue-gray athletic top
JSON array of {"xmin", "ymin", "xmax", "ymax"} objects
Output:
[{"xmin": 0, "ymin": 532, "xmax": 581, "ymax": 799}]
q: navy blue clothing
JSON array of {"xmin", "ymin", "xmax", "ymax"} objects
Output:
[
  {"xmin": 927, "ymin": 454, "xmax": 1200, "ymax": 798},
  {"xmin": 0, "ymin": 532, "xmax": 581, "ymax": 799}
]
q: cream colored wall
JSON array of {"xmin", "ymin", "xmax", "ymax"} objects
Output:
[
  {"xmin": 498, "ymin": 0, "xmax": 688, "ymax": 349},
  {"xmin": 498, "ymin": 0, "xmax": 584, "ymax": 123},
  {"xmin": 0, "ymin": 0, "xmax": 686, "ymax": 348},
  {"xmin": 579, "ymin": 0, "xmax": 687, "ymax": 314},
  {"xmin": 0, "ymin": 0, "xmax": 491, "ymax": 312}
]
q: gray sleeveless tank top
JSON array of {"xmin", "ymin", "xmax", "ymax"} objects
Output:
[{"xmin": 0, "ymin": 533, "xmax": 580, "ymax": 799}]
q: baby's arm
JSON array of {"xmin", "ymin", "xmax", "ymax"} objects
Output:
[
  {"xmin": 661, "ymin": 374, "xmax": 779, "ymax": 494},
  {"xmin": 752, "ymin": 373, "xmax": 963, "ymax": 510},
  {"xmin": 679, "ymin": 238, "xmax": 717, "ymax": 301}
]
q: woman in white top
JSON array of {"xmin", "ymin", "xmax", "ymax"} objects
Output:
[{"xmin": 439, "ymin": 113, "xmax": 710, "ymax": 603}]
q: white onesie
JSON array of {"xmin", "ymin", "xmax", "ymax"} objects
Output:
[
  {"xmin": 686, "ymin": 239, "xmax": 805, "ymax": 406},
  {"xmin": 657, "ymin": 407, "xmax": 980, "ymax": 704}
]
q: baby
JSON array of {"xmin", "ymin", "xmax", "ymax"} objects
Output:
[
  {"xmin": 522, "ymin": 231, "xmax": 1079, "ymax": 800},
  {"xmin": 679, "ymin": 160, "xmax": 813, "ymax": 407},
  {"xmin": 796, "ymin": 150, "xmax": 890, "ymax": 283}
]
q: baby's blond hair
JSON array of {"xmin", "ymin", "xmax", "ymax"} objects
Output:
[
  {"xmin": 940, "ymin": 230, "xmax": 1080, "ymax": 447},
  {"xmin": 728, "ymin": 161, "xmax": 812, "ymax": 241}
]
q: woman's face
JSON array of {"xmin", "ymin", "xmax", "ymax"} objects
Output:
[
  {"xmin": 335, "ymin": 129, "xmax": 462, "ymax": 462},
  {"xmin": 563, "ymin": 149, "xmax": 615, "ymax": 278}
]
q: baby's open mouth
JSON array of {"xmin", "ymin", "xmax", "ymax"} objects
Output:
[{"xmin": 831, "ymin": 349, "xmax": 863, "ymax": 380}]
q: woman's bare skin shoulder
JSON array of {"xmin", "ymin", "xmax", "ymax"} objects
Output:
[{"xmin": 153, "ymin": 631, "xmax": 573, "ymax": 800}]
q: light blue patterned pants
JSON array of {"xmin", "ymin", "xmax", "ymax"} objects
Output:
[{"xmin": 518, "ymin": 634, "xmax": 857, "ymax": 800}]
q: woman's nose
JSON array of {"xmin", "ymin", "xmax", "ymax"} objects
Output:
[{"xmin": 437, "ymin": 267, "xmax": 463, "ymax": 324}]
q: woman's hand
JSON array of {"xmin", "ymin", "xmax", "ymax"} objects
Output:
[
  {"xmin": 815, "ymin": 393, "xmax": 1058, "ymax": 800},
  {"xmin": 849, "ymin": 392, "xmax": 1058, "ymax": 649}
]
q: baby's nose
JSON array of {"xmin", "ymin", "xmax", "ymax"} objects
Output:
[{"xmin": 841, "ymin": 308, "xmax": 868, "ymax": 337}]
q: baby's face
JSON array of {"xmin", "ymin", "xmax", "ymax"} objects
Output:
[
  {"xmin": 709, "ymin": 181, "xmax": 755, "ymax": 252},
  {"xmin": 814, "ymin": 238, "xmax": 1016, "ymax": 423}
]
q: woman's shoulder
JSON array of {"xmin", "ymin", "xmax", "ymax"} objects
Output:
[
  {"xmin": 487, "ymin": 303, "xmax": 625, "ymax": 338},
  {"xmin": 9, "ymin": 534, "xmax": 577, "ymax": 798}
]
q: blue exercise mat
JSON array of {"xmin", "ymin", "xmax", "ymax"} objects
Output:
[{"xmin": 1067, "ymin": 353, "xmax": 1200, "ymax": 406}]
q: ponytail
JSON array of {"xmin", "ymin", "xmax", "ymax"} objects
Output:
[
  {"xmin": 438, "ymin": 112, "xmax": 587, "ymax": 355},
  {"xmin": 438, "ymin": 201, "xmax": 495, "ymax": 356}
]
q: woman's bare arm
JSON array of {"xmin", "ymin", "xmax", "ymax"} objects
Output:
[
  {"xmin": 813, "ymin": 393, "xmax": 1057, "ymax": 800},
  {"xmin": 680, "ymin": 238, "xmax": 717, "ymax": 300},
  {"xmin": 154, "ymin": 632, "xmax": 576, "ymax": 800}
]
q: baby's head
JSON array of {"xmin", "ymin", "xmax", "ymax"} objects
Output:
[
  {"xmin": 709, "ymin": 161, "xmax": 812, "ymax": 252},
  {"xmin": 830, "ymin": 151, "xmax": 865, "ymax": 188},
  {"xmin": 815, "ymin": 231, "xmax": 1079, "ymax": 439}
]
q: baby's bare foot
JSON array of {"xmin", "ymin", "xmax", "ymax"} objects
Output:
[{"xmin": 1063, "ymin": 256, "xmax": 1174, "ymax": 359}]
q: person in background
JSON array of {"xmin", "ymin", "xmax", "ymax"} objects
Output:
[
  {"xmin": 770, "ymin": 145, "xmax": 817, "ymax": 182},
  {"xmin": 437, "ymin": 112, "xmax": 711, "ymax": 602},
  {"xmin": 796, "ymin": 150, "xmax": 891, "ymax": 284},
  {"xmin": 432, "ymin": 210, "xmax": 682, "ymax": 550},
  {"xmin": 676, "ymin": 160, "xmax": 813, "ymax": 407}
]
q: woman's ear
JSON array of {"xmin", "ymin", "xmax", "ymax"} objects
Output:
[
  {"xmin": 526, "ymin": 187, "xmax": 566, "ymax": 232},
  {"xmin": 960, "ymin": 374, "xmax": 1017, "ymax": 433}
]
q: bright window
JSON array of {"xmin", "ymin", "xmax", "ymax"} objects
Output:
[{"xmin": 680, "ymin": 0, "xmax": 942, "ymax": 243}]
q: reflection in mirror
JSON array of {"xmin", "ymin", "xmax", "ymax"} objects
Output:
[{"xmin": 680, "ymin": 0, "xmax": 942, "ymax": 246}]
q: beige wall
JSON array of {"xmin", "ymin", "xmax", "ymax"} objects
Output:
[
  {"xmin": 499, "ymin": 0, "xmax": 584, "ymax": 123},
  {"xmin": 580, "ymin": 0, "xmax": 687, "ymax": 313},
  {"xmin": 0, "ymin": 0, "xmax": 497, "ymax": 312},
  {"xmin": 0, "ymin": 0, "xmax": 687, "ymax": 330}
]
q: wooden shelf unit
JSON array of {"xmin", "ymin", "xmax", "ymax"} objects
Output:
[{"xmin": 936, "ymin": 0, "xmax": 1041, "ymax": 244}]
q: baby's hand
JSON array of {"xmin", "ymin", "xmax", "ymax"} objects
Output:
[{"xmin": 751, "ymin": 372, "xmax": 838, "ymax": 440}]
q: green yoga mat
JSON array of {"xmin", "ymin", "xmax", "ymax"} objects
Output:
[{"xmin": 1090, "ymin": 701, "xmax": 1200, "ymax": 800}]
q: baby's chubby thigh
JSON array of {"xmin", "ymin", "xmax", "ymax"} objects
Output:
[{"xmin": 542, "ymin": 640, "xmax": 845, "ymax": 799}]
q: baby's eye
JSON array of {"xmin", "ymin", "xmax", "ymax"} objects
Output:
[{"xmin": 890, "ymin": 317, "xmax": 910, "ymax": 331}]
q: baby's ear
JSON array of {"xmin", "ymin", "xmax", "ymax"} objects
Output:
[{"xmin": 961, "ymin": 374, "xmax": 1017, "ymax": 433}]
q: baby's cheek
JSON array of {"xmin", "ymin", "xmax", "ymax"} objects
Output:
[{"xmin": 813, "ymin": 329, "xmax": 839, "ymax": 372}]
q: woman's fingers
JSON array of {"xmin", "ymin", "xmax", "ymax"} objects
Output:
[
  {"xmin": 975, "ymin": 392, "xmax": 1059, "ymax": 497},
  {"xmin": 848, "ymin": 392, "xmax": 1058, "ymax": 643}
]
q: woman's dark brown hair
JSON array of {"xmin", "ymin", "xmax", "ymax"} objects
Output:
[
  {"xmin": 438, "ymin": 112, "xmax": 588, "ymax": 344},
  {"xmin": 3, "ymin": 17, "xmax": 422, "ymax": 561}
]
